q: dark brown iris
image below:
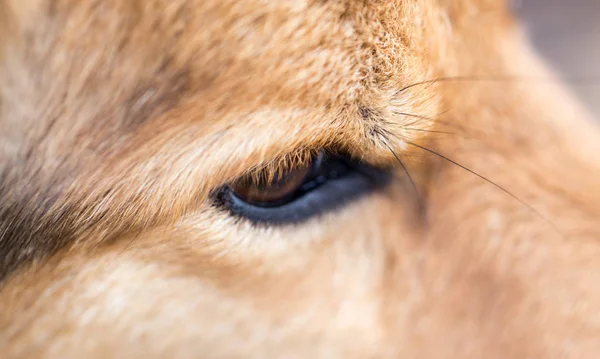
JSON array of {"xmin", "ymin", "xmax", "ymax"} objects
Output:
[{"xmin": 230, "ymin": 158, "xmax": 315, "ymax": 206}]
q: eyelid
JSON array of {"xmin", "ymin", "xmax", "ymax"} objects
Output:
[
  {"xmin": 214, "ymin": 152, "xmax": 392, "ymax": 225},
  {"xmin": 228, "ymin": 145, "xmax": 395, "ymax": 192},
  {"xmin": 235, "ymin": 148, "xmax": 322, "ymax": 188}
]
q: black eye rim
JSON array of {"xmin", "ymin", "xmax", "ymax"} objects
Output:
[{"xmin": 213, "ymin": 152, "xmax": 391, "ymax": 225}]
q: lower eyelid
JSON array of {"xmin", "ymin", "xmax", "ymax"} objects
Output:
[{"xmin": 220, "ymin": 175, "xmax": 363, "ymax": 224}]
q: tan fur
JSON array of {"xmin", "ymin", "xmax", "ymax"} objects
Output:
[{"xmin": 1, "ymin": 0, "xmax": 600, "ymax": 357}]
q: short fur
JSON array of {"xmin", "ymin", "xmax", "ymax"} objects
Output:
[{"xmin": 1, "ymin": 0, "xmax": 600, "ymax": 358}]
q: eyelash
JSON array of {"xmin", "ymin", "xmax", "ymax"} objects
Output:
[{"xmin": 214, "ymin": 151, "xmax": 391, "ymax": 225}]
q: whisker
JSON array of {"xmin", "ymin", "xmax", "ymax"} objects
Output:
[
  {"xmin": 394, "ymin": 110, "xmax": 474, "ymax": 134},
  {"xmin": 406, "ymin": 141, "xmax": 563, "ymax": 236},
  {"xmin": 384, "ymin": 142, "xmax": 425, "ymax": 218},
  {"xmin": 393, "ymin": 110, "xmax": 451, "ymax": 124},
  {"xmin": 403, "ymin": 128, "xmax": 456, "ymax": 135},
  {"xmin": 396, "ymin": 75, "xmax": 600, "ymax": 95}
]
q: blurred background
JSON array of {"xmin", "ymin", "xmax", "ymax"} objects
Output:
[{"xmin": 517, "ymin": 0, "xmax": 600, "ymax": 117}]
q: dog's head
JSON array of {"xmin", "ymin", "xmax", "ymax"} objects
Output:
[{"xmin": 2, "ymin": 0, "xmax": 600, "ymax": 357}]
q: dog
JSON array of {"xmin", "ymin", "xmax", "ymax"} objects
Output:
[{"xmin": 1, "ymin": 0, "xmax": 600, "ymax": 357}]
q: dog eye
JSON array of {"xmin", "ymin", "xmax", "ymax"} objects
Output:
[{"xmin": 216, "ymin": 151, "xmax": 390, "ymax": 224}]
